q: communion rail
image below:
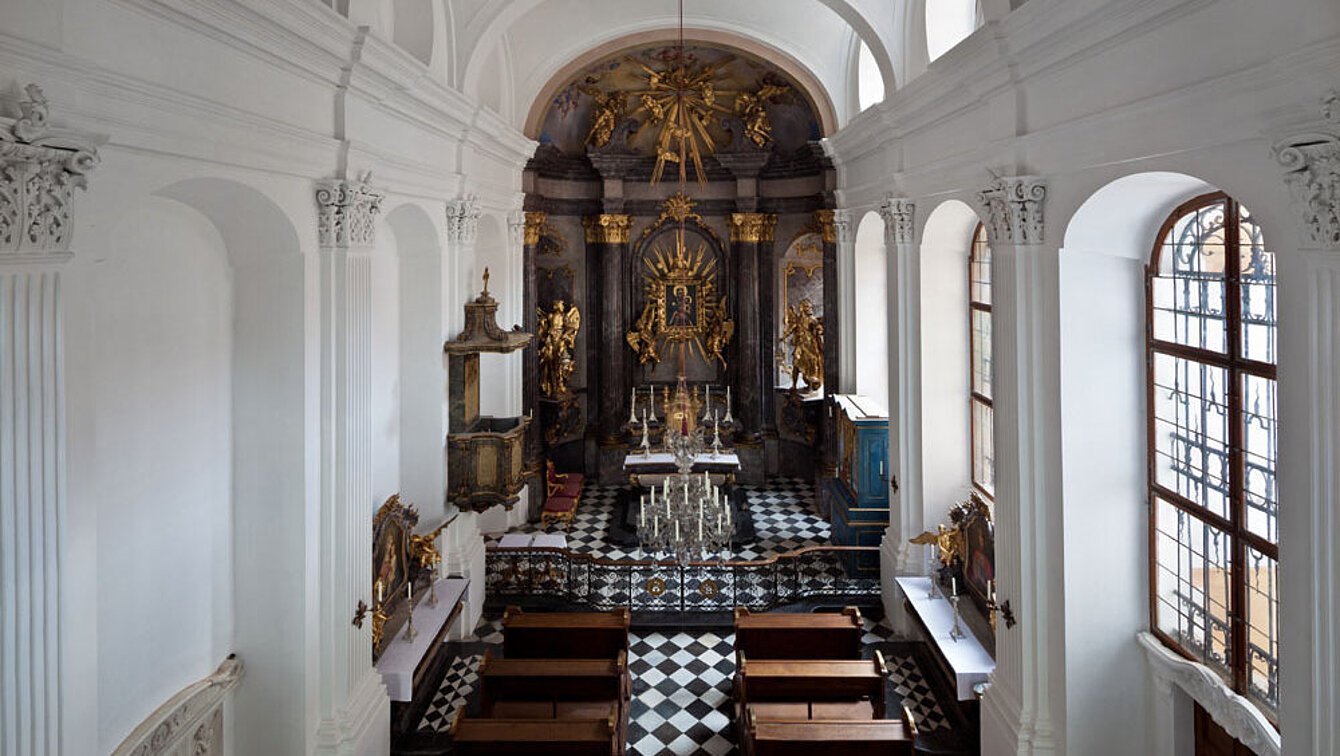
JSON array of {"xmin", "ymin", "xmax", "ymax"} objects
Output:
[{"xmin": 484, "ymin": 545, "xmax": 881, "ymax": 613}]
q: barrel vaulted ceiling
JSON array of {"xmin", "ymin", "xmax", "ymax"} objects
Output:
[{"xmin": 448, "ymin": 0, "xmax": 909, "ymax": 132}]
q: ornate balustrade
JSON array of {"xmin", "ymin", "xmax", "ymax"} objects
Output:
[{"xmin": 485, "ymin": 545, "xmax": 880, "ymax": 612}]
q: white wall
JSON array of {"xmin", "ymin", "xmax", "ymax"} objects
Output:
[
  {"xmin": 854, "ymin": 211, "xmax": 889, "ymax": 404},
  {"xmin": 919, "ymin": 200, "xmax": 975, "ymax": 531},
  {"xmin": 373, "ymin": 220, "xmax": 403, "ymax": 505},
  {"xmin": 67, "ymin": 194, "xmax": 234, "ymax": 752}
]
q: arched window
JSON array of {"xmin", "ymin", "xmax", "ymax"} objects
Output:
[
  {"xmin": 969, "ymin": 223, "xmax": 994, "ymax": 498},
  {"xmin": 1148, "ymin": 192, "xmax": 1279, "ymax": 721}
]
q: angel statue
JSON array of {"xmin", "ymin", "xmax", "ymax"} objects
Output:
[
  {"xmin": 537, "ymin": 301, "xmax": 581, "ymax": 399},
  {"xmin": 910, "ymin": 524, "xmax": 965, "ymax": 569},
  {"xmin": 704, "ymin": 297, "xmax": 735, "ymax": 369},
  {"xmin": 779, "ymin": 299, "xmax": 824, "ymax": 394},
  {"xmin": 580, "ymin": 87, "xmax": 627, "ymax": 148},
  {"xmin": 625, "ymin": 287, "xmax": 666, "ymax": 365}
]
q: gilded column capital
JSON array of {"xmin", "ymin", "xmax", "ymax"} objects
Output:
[
  {"xmin": 446, "ymin": 196, "xmax": 481, "ymax": 245},
  {"xmin": 583, "ymin": 214, "xmax": 633, "ymax": 244},
  {"xmin": 0, "ymin": 84, "xmax": 101, "ymax": 259},
  {"xmin": 813, "ymin": 209, "xmax": 838, "ymax": 244},
  {"xmin": 978, "ymin": 176, "xmax": 1046, "ymax": 245},
  {"xmin": 523, "ymin": 211, "xmax": 548, "ymax": 246},
  {"xmin": 1274, "ymin": 100, "xmax": 1340, "ymax": 250},
  {"xmin": 879, "ymin": 196, "xmax": 916, "ymax": 246},
  {"xmin": 316, "ymin": 173, "xmax": 384, "ymax": 248},
  {"xmin": 728, "ymin": 213, "xmax": 777, "ymax": 243}
]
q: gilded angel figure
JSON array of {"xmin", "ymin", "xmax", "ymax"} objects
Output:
[
  {"xmin": 580, "ymin": 87, "xmax": 627, "ymax": 148},
  {"xmin": 537, "ymin": 301, "xmax": 581, "ymax": 399}
]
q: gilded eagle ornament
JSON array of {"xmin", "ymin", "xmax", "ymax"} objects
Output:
[{"xmin": 537, "ymin": 301, "xmax": 581, "ymax": 399}]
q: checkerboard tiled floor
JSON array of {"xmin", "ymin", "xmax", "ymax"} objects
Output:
[
  {"xmin": 415, "ymin": 613, "xmax": 954, "ymax": 753},
  {"xmin": 484, "ymin": 477, "xmax": 827, "ymax": 561}
]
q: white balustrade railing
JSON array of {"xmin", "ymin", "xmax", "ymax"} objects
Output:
[{"xmin": 111, "ymin": 655, "xmax": 243, "ymax": 756}]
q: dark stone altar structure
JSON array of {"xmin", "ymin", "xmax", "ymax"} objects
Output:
[{"xmin": 521, "ymin": 41, "xmax": 839, "ymax": 485}]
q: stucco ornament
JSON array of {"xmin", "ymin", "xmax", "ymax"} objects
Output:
[
  {"xmin": 1274, "ymin": 99, "xmax": 1340, "ymax": 250},
  {"xmin": 446, "ymin": 195, "xmax": 481, "ymax": 244},
  {"xmin": 978, "ymin": 176, "xmax": 1046, "ymax": 245},
  {"xmin": 879, "ymin": 196, "xmax": 916, "ymax": 246},
  {"xmin": 0, "ymin": 84, "xmax": 100, "ymax": 254},
  {"xmin": 315, "ymin": 172, "xmax": 383, "ymax": 247}
]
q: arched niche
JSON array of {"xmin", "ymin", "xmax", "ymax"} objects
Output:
[
  {"xmin": 149, "ymin": 177, "xmax": 307, "ymax": 756},
  {"xmin": 918, "ymin": 198, "xmax": 979, "ymax": 530},
  {"xmin": 853, "ymin": 211, "xmax": 887, "ymax": 404},
  {"xmin": 778, "ymin": 231, "xmax": 824, "ymax": 388}
]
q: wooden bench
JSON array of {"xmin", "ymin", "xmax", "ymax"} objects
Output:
[
  {"xmin": 478, "ymin": 650, "xmax": 630, "ymax": 745},
  {"xmin": 734, "ymin": 652, "xmax": 889, "ymax": 722},
  {"xmin": 450, "ymin": 707, "xmax": 621, "ymax": 755},
  {"xmin": 743, "ymin": 714, "xmax": 917, "ymax": 756},
  {"xmin": 733, "ymin": 607, "xmax": 864, "ymax": 660},
  {"xmin": 502, "ymin": 606, "xmax": 630, "ymax": 660}
]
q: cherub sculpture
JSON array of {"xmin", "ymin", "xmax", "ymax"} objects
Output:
[
  {"xmin": 910, "ymin": 524, "xmax": 965, "ymax": 569},
  {"xmin": 537, "ymin": 301, "xmax": 581, "ymax": 399},
  {"xmin": 779, "ymin": 299, "xmax": 824, "ymax": 393}
]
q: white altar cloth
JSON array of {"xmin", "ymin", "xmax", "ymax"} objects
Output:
[
  {"xmin": 895, "ymin": 576, "xmax": 996, "ymax": 700},
  {"xmin": 375, "ymin": 577, "xmax": 469, "ymax": 701},
  {"xmin": 623, "ymin": 451, "xmax": 740, "ymax": 469}
]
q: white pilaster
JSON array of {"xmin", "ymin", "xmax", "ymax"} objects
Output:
[
  {"xmin": 1275, "ymin": 119, "xmax": 1340, "ymax": 756},
  {"xmin": 834, "ymin": 208, "xmax": 858, "ymax": 394},
  {"xmin": 878, "ymin": 196, "xmax": 924, "ymax": 635},
  {"xmin": 312, "ymin": 176, "xmax": 389, "ymax": 755},
  {"xmin": 976, "ymin": 176, "xmax": 1064, "ymax": 756},
  {"xmin": 0, "ymin": 84, "xmax": 98, "ymax": 756},
  {"xmin": 445, "ymin": 196, "xmax": 480, "ymax": 337}
]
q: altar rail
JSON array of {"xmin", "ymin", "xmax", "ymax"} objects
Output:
[{"xmin": 485, "ymin": 545, "xmax": 881, "ymax": 612}]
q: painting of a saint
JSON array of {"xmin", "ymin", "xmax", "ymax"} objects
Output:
[{"xmin": 666, "ymin": 283, "xmax": 698, "ymax": 330}]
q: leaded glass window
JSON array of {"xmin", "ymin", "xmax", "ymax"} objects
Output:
[
  {"xmin": 1148, "ymin": 193, "xmax": 1279, "ymax": 722},
  {"xmin": 970, "ymin": 223, "xmax": 994, "ymax": 498}
]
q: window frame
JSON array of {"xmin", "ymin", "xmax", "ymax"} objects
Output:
[
  {"xmin": 969, "ymin": 222, "xmax": 994, "ymax": 501},
  {"xmin": 1145, "ymin": 191, "xmax": 1279, "ymax": 722}
]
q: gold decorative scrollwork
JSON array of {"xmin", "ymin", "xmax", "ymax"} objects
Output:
[
  {"xmin": 626, "ymin": 241, "xmax": 733, "ymax": 368},
  {"xmin": 646, "ymin": 577, "xmax": 667, "ymax": 596},
  {"xmin": 537, "ymin": 301, "xmax": 581, "ymax": 399},
  {"xmin": 811, "ymin": 209, "xmax": 838, "ymax": 244},
  {"xmin": 699, "ymin": 579, "xmax": 719, "ymax": 599},
  {"xmin": 523, "ymin": 211, "xmax": 547, "ymax": 246}
]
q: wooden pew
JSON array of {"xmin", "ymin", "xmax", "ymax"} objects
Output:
[
  {"xmin": 742, "ymin": 706, "xmax": 918, "ymax": 756},
  {"xmin": 501, "ymin": 606, "xmax": 630, "ymax": 660},
  {"xmin": 479, "ymin": 649, "xmax": 630, "ymax": 711},
  {"xmin": 450, "ymin": 706, "xmax": 621, "ymax": 756},
  {"xmin": 733, "ymin": 607, "xmax": 863, "ymax": 660},
  {"xmin": 734, "ymin": 652, "xmax": 888, "ymax": 722}
]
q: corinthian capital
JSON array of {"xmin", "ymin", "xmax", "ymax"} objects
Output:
[
  {"xmin": 1275, "ymin": 130, "xmax": 1340, "ymax": 250},
  {"xmin": 879, "ymin": 196, "xmax": 916, "ymax": 246},
  {"xmin": 978, "ymin": 176, "xmax": 1046, "ymax": 245},
  {"xmin": 0, "ymin": 84, "xmax": 101, "ymax": 257},
  {"xmin": 315, "ymin": 174, "xmax": 383, "ymax": 248},
  {"xmin": 446, "ymin": 196, "xmax": 481, "ymax": 245}
]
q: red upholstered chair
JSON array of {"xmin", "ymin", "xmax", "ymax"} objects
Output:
[{"xmin": 542, "ymin": 461, "xmax": 584, "ymax": 531}]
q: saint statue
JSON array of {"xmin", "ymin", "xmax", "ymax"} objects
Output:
[
  {"xmin": 779, "ymin": 299, "xmax": 824, "ymax": 393},
  {"xmin": 537, "ymin": 301, "xmax": 581, "ymax": 399}
]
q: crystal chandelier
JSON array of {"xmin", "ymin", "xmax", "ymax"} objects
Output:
[{"xmin": 638, "ymin": 423, "xmax": 732, "ymax": 563}]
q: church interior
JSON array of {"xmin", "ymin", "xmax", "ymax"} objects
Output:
[{"xmin": 1, "ymin": 0, "xmax": 1337, "ymax": 754}]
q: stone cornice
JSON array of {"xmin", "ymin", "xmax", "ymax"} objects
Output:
[
  {"xmin": 728, "ymin": 213, "xmax": 777, "ymax": 244},
  {"xmin": 1138, "ymin": 633, "xmax": 1279, "ymax": 756},
  {"xmin": 0, "ymin": 84, "xmax": 102, "ymax": 258},
  {"xmin": 446, "ymin": 196, "xmax": 481, "ymax": 245},
  {"xmin": 583, "ymin": 214, "xmax": 633, "ymax": 245},
  {"xmin": 879, "ymin": 196, "xmax": 916, "ymax": 246},
  {"xmin": 315, "ymin": 175, "xmax": 384, "ymax": 248},
  {"xmin": 978, "ymin": 176, "xmax": 1046, "ymax": 246}
]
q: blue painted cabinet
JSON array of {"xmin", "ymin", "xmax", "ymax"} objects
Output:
[{"xmin": 822, "ymin": 395, "xmax": 889, "ymax": 575}]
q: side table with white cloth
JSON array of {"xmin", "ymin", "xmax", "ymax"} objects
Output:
[{"xmin": 375, "ymin": 576, "xmax": 469, "ymax": 732}]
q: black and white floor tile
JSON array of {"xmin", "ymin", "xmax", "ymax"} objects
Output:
[
  {"xmin": 417, "ymin": 654, "xmax": 482, "ymax": 733},
  {"xmin": 484, "ymin": 477, "xmax": 827, "ymax": 562}
]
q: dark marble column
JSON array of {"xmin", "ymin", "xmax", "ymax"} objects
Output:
[
  {"xmin": 728, "ymin": 213, "xmax": 776, "ymax": 446},
  {"xmin": 816, "ymin": 209, "xmax": 841, "ymax": 478},
  {"xmin": 586, "ymin": 214, "xmax": 633, "ymax": 476},
  {"xmin": 521, "ymin": 211, "xmax": 544, "ymax": 485}
]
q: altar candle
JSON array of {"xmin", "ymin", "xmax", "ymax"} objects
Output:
[
  {"xmin": 951, "ymin": 578, "xmax": 958, "ymax": 597},
  {"xmin": 640, "ymin": 496, "xmax": 646, "ymax": 528},
  {"xmin": 675, "ymin": 521, "xmax": 680, "ymax": 540},
  {"xmin": 654, "ymin": 518, "xmax": 658, "ymax": 537},
  {"xmin": 698, "ymin": 519, "xmax": 703, "ymax": 541},
  {"xmin": 408, "ymin": 582, "xmax": 413, "ymax": 602},
  {"xmin": 377, "ymin": 581, "xmax": 383, "ymax": 604},
  {"xmin": 726, "ymin": 386, "xmax": 732, "ymax": 411}
]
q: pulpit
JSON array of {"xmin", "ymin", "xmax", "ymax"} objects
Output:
[{"xmin": 445, "ymin": 273, "xmax": 533, "ymax": 511}]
